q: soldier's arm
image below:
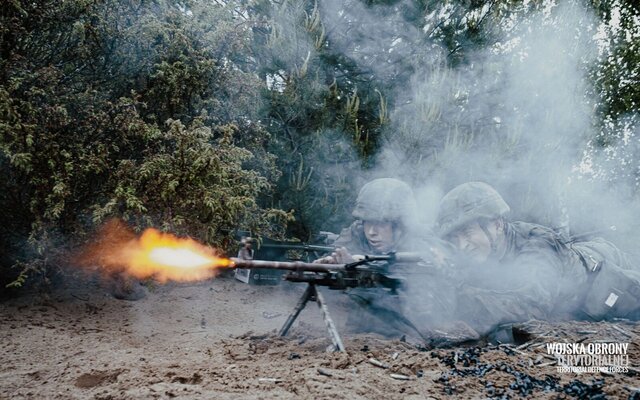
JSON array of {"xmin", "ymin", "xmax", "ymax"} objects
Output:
[
  {"xmin": 455, "ymin": 250, "xmax": 568, "ymax": 336},
  {"xmin": 313, "ymin": 223, "xmax": 362, "ymax": 264}
]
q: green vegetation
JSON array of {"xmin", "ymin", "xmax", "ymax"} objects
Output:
[{"xmin": 1, "ymin": 0, "xmax": 638, "ymax": 288}]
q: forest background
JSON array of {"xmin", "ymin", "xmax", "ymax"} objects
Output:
[{"xmin": 1, "ymin": 0, "xmax": 639, "ymax": 290}]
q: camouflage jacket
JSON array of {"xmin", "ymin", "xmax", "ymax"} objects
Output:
[
  {"xmin": 333, "ymin": 221, "xmax": 408, "ymax": 337},
  {"xmin": 455, "ymin": 221, "xmax": 639, "ymax": 335},
  {"xmin": 334, "ymin": 221, "xmax": 459, "ymax": 339}
]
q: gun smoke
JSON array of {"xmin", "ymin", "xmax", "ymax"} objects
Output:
[{"xmin": 296, "ymin": 0, "xmax": 640, "ymax": 335}]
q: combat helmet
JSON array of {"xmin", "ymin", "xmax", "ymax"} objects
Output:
[
  {"xmin": 436, "ymin": 182, "xmax": 510, "ymax": 237},
  {"xmin": 352, "ymin": 178, "xmax": 416, "ymax": 225}
]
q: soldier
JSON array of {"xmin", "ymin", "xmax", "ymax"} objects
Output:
[
  {"xmin": 316, "ymin": 178, "xmax": 457, "ymax": 341},
  {"xmin": 313, "ymin": 178, "xmax": 414, "ymax": 336},
  {"xmin": 436, "ymin": 181, "xmax": 640, "ymax": 337},
  {"xmin": 315, "ymin": 178, "xmax": 418, "ymax": 264}
]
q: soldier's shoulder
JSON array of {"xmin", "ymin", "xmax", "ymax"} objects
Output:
[
  {"xmin": 512, "ymin": 222, "xmax": 563, "ymax": 247},
  {"xmin": 334, "ymin": 222, "xmax": 359, "ymax": 242},
  {"xmin": 333, "ymin": 221, "xmax": 368, "ymax": 252},
  {"xmin": 511, "ymin": 221, "xmax": 554, "ymax": 236},
  {"xmin": 508, "ymin": 221, "xmax": 569, "ymax": 264},
  {"xmin": 569, "ymin": 237, "xmax": 631, "ymax": 270}
]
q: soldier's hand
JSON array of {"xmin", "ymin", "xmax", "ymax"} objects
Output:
[
  {"xmin": 313, "ymin": 255, "xmax": 335, "ymax": 264},
  {"xmin": 313, "ymin": 247, "xmax": 354, "ymax": 264},
  {"xmin": 332, "ymin": 247, "xmax": 355, "ymax": 263}
]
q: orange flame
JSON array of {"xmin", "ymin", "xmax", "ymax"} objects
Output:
[
  {"xmin": 75, "ymin": 220, "xmax": 231, "ymax": 283},
  {"xmin": 122, "ymin": 228, "xmax": 232, "ymax": 282}
]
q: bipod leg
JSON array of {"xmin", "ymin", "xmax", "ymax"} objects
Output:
[
  {"xmin": 279, "ymin": 283, "xmax": 313, "ymax": 336},
  {"xmin": 314, "ymin": 285, "xmax": 346, "ymax": 352}
]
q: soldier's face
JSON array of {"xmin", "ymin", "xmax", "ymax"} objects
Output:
[
  {"xmin": 447, "ymin": 221, "xmax": 495, "ymax": 263},
  {"xmin": 363, "ymin": 221, "xmax": 397, "ymax": 253}
]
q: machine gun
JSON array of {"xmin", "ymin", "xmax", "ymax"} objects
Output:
[{"xmin": 230, "ymin": 252, "xmax": 429, "ymax": 352}]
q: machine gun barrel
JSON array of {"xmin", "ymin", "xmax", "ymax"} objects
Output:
[
  {"xmin": 230, "ymin": 258, "xmax": 346, "ymax": 272},
  {"xmin": 230, "ymin": 252, "xmax": 425, "ymax": 272}
]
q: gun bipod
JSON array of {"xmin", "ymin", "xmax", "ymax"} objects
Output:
[{"xmin": 278, "ymin": 283, "xmax": 346, "ymax": 352}]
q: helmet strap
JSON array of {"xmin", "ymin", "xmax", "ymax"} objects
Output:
[
  {"xmin": 478, "ymin": 221, "xmax": 496, "ymax": 253},
  {"xmin": 479, "ymin": 218, "xmax": 507, "ymax": 259},
  {"xmin": 480, "ymin": 218, "xmax": 506, "ymax": 255}
]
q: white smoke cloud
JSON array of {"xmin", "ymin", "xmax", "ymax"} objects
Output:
[{"xmin": 308, "ymin": 0, "xmax": 639, "ymax": 335}]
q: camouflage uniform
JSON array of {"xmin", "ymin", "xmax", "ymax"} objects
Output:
[
  {"xmin": 568, "ymin": 238, "xmax": 640, "ymax": 320},
  {"xmin": 332, "ymin": 178, "xmax": 422, "ymax": 337},
  {"xmin": 451, "ymin": 221, "xmax": 586, "ymax": 335},
  {"xmin": 437, "ymin": 182, "xmax": 640, "ymax": 337},
  {"xmin": 327, "ymin": 179, "xmax": 458, "ymax": 341}
]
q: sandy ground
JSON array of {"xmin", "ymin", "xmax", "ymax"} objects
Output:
[{"xmin": 1, "ymin": 273, "xmax": 640, "ymax": 399}]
